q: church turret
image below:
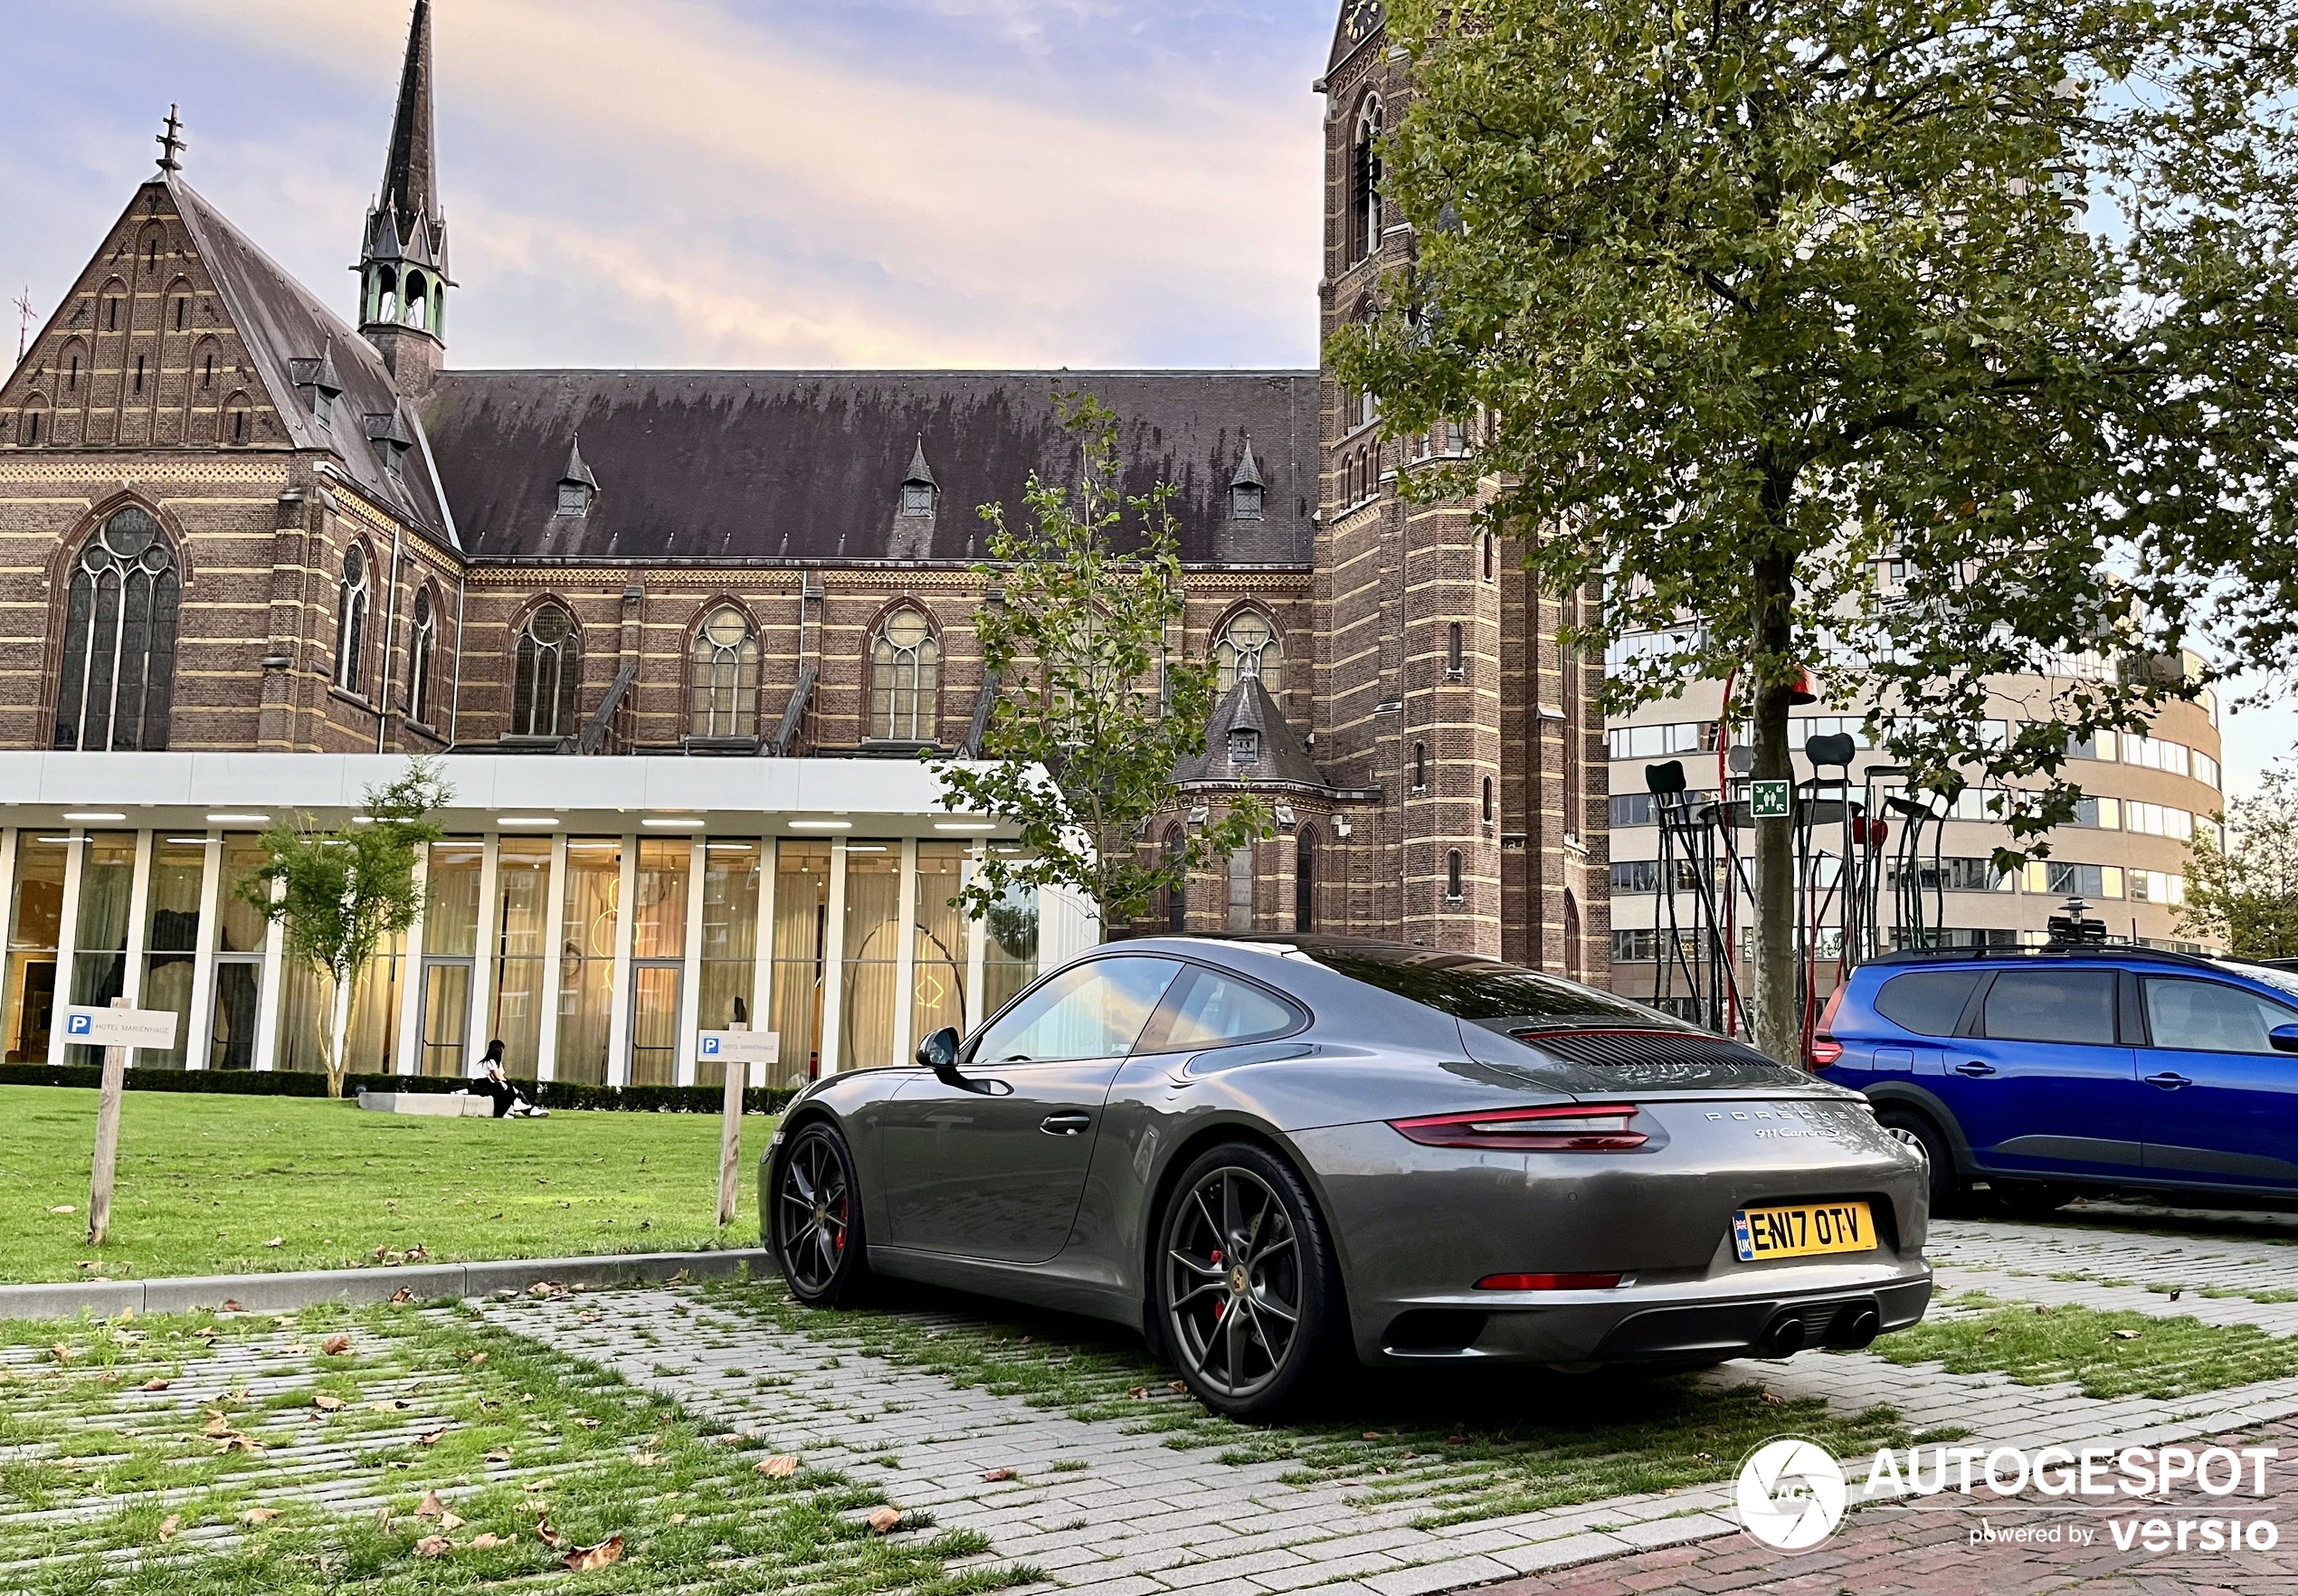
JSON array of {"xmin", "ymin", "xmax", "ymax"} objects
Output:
[{"xmin": 356, "ymin": 0, "xmax": 451, "ymax": 394}]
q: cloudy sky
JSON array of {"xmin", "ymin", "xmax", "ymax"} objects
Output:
[{"xmin": 3, "ymin": 0, "xmax": 2287, "ymax": 790}]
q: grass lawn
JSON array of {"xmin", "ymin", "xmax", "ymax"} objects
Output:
[
  {"xmin": 0, "ymin": 1087, "xmax": 773, "ymax": 1287},
  {"xmin": 0, "ymin": 1303, "xmax": 1026, "ymax": 1594},
  {"xmin": 1876, "ymin": 1290, "xmax": 2298, "ymax": 1401}
]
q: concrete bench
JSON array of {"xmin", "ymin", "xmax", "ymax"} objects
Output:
[{"xmin": 356, "ymin": 1089, "xmax": 493, "ymax": 1117}]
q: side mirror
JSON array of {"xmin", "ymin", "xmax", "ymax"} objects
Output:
[
  {"xmin": 916, "ymin": 1027, "xmax": 962, "ymax": 1072},
  {"xmin": 2270, "ymin": 1024, "xmax": 2298, "ymax": 1055}
]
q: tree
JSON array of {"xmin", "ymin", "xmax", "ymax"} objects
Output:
[
  {"xmin": 1334, "ymin": 0, "xmax": 2298, "ymax": 1059},
  {"xmin": 2181, "ymin": 768, "xmax": 2298, "ymax": 959},
  {"xmin": 242, "ymin": 761, "xmax": 449, "ymax": 1097},
  {"xmin": 935, "ymin": 389, "xmax": 1272, "ymax": 932}
]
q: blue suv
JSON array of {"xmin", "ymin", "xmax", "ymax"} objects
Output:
[{"xmin": 1813, "ymin": 947, "xmax": 2298, "ymax": 1214}]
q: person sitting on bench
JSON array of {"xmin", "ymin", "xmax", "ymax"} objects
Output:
[{"xmin": 472, "ymin": 1040, "xmax": 548, "ymax": 1117}]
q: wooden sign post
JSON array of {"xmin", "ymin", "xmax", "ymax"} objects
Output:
[
  {"xmin": 699, "ymin": 1028, "xmax": 781, "ymax": 1229},
  {"xmin": 68, "ymin": 999, "xmax": 177, "ymax": 1248}
]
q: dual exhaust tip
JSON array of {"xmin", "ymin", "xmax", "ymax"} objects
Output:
[{"xmin": 1759, "ymin": 1299, "xmax": 1881, "ymax": 1358}]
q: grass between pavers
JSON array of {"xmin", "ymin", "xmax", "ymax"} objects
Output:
[
  {"xmin": 0, "ymin": 1299, "xmax": 1037, "ymax": 1595},
  {"xmin": 2145, "ymin": 1282, "xmax": 2298, "ymax": 1305},
  {"xmin": 1875, "ymin": 1290, "xmax": 2298, "ymax": 1401},
  {"xmin": 696, "ymin": 1278, "xmax": 1914, "ymax": 1529},
  {"xmin": 0, "ymin": 1086, "xmax": 771, "ymax": 1285}
]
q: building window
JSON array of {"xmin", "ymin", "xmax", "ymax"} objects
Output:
[
  {"xmin": 1448, "ymin": 620, "xmax": 1464, "ymax": 676},
  {"xmin": 1482, "ymin": 775, "xmax": 1495, "ymax": 825},
  {"xmin": 335, "ymin": 544, "xmax": 370, "ymax": 697},
  {"xmin": 1227, "ymin": 845, "xmax": 1254, "ymax": 933},
  {"xmin": 22, "ymin": 406, "xmax": 41, "ymax": 446},
  {"xmin": 1413, "ymin": 741, "xmax": 1428, "ymax": 791},
  {"xmin": 556, "ymin": 482, "xmax": 591, "ymax": 518},
  {"xmin": 1350, "ymin": 97, "xmax": 1384, "ymax": 264},
  {"xmin": 689, "ymin": 605, "xmax": 759, "ymax": 737},
  {"xmin": 54, "ymin": 507, "xmax": 180, "ymax": 752},
  {"xmin": 1163, "ymin": 824, "xmax": 1188, "ymax": 935},
  {"xmin": 407, "ymin": 586, "xmax": 437, "ymax": 726},
  {"xmin": 869, "ymin": 606, "xmax": 939, "ymax": 741},
  {"xmin": 1446, "ymin": 850, "xmax": 1464, "ymax": 901},
  {"xmin": 1295, "ymin": 827, "xmax": 1316, "ymax": 933},
  {"xmin": 901, "ymin": 482, "xmax": 935, "ymax": 518},
  {"xmin": 1563, "ymin": 889, "xmax": 1583, "ymax": 981},
  {"xmin": 512, "ymin": 603, "xmax": 581, "ymax": 738},
  {"xmin": 1483, "ymin": 532, "xmax": 1496, "ymax": 581},
  {"xmin": 1213, "ymin": 611, "xmax": 1284, "ymax": 696},
  {"xmin": 1231, "ymin": 481, "xmax": 1263, "ymax": 519},
  {"xmin": 133, "ymin": 355, "xmax": 146, "ymax": 395}
]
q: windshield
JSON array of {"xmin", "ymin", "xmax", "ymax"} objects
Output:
[{"xmin": 1305, "ymin": 945, "xmax": 1674, "ymax": 1028}]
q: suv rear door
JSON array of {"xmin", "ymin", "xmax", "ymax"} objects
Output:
[
  {"xmin": 2135, "ymin": 975, "xmax": 2298, "ymax": 1192},
  {"xmin": 1944, "ymin": 966, "xmax": 2142, "ymax": 1179}
]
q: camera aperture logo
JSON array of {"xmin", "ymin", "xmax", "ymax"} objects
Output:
[{"xmin": 1737, "ymin": 1438, "xmax": 1848, "ymax": 1550}]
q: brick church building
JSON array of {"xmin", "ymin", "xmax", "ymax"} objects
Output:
[{"xmin": 0, "ymin": 2, "xmax": 1607, "ymax": 1087}]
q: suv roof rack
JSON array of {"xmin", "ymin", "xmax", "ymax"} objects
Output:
[{"xmin": 1869, "ymin": 942, "xmax": 2227, "ymax": 974}]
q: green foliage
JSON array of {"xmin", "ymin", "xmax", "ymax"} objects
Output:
[
  {"xmin": 1877, "ymin": 1292, "xmax": 2298, "ymax": 1401},
  {"xmin": 239, "ymin": 761, "xmax": 448, "ymax": 1097},
  {"xmin": 2181, "ymin": 766, "xmax": 2298, "ymax": 957},
  {"xmin": 935, "ymin": 389, "xmax": 1271, "ymax": 927},
  {"xmin": 1337, "ymin": 0, "xmax": 2298, "ymax": 1051}
]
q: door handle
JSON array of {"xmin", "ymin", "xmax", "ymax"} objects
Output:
[
  {"xmin": 1039, "ymin": 1112, "xmax": 1093, "ymax": 1136},
  {"xmin": 2145, "ymin": 1071, "xmax": 2191, "ymax": 1089},
  {"xmin": 1952, "ymin": 1060, "xmax": 1997, "ymax": 1077}
]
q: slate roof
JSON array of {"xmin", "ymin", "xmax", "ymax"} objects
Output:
[
  {"xmin": 1173, "ymin": 677, "xmax": 1338, "ymax": 794},
  {"xmin": 416, "ymin": 369, "xmax": 1317, "ymax": 565},
  {"xmin": 167, "ymin": 172, "xmax": 451, "ymax": 542}
]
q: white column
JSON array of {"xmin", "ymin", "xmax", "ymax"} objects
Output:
[
  {"xmin": 184, "ymin": 831, "xmax": 223, "ymax": 1071},
  {"xmin": 819, "ymin": 836, "xmax": 849, "ymax": 1075},
  {"xmin": 605, "ymin": 835, "xmax": 637, "ymax": 1086},
  {"xmin": 964, "ymin": 841, "xmax": 988, "ymax": 1031},
  {"xmin": 0, "ymin": 830, "xmax": 15, "ymax": 1053},
  {"xmin": 394, "ymin": 844, "xmax": 430, "ymax": 1074},
  {"xmin": 535, "ymin": 832, "xmax": 568, "ymax": 1083},
  {"xmin": 253, "ymin": 878, "xmax": 286, "ymax": 1072},
  {"xmin": 120, "ymin": 831, "xmax": 154, "ymax": 1007},
  {"xmin": 46, "ymin": 830, "xmax": 85, "ymax": 1067},
  {"xmin": 463, "ymin": 833, "xmax": 500, "ymax": 1078},
  {"xmin": 675, "ymin": 834, "xmax": 707, "ymax": 1086},
  {"xmin": 889, "ymin": 837, "xmax": 918, "ymax": 1059},
  {"xmin": 749, "ymin": 840, "xmax": 776, "ymax": 1061}
]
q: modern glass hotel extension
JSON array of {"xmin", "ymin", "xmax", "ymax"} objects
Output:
[{"xmin": 0, "ymin": 753, "xmax": 1087, "ymax": 1087}]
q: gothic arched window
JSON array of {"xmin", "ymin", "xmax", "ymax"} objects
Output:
[
  {"xmin": 1163, "ymin": 823, "xmax": 1188, "ymax": 935},
  {"xmin": 690, "ymin": 605, "xmax": 759, "ymax": 737},
  {"xmin": 512, "ymin": 603, "xmax": 581, "ymax": 738},
  {"xmin": 54, "ymin": 506, "xmax": 179, "ymax": 751},
  {"xmin": 335, "ymin": 543, "xmax": 371, "ymax": 696},
  {"xmin": 869, "ymin": 606, "xmax": 939, "ymax": 742},
  {"xmin": 1350, "ymin": 97, "xmax": 1384, "ymax": 264},
  {"xmin": 1213, "ymin": 611, "xmax": 1283, "ymax": 697},
  {"xmin": 1295, "ymin": 826, "xmax": 1317, "ymax": 934},
  {"xmin": 407, "ymin": 585, "xmax": 438, "ymax": 726}
]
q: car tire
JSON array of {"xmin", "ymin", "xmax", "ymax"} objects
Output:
[
  {"xmin": 1991, "ymin": 1181, "xmax": 2077, "ymax": 1219},
  {"xmin": 771, "ymin": 1119, "xmax": 873, "ymax": 1308},
  {"xmin": 1154, "ymin": 1142, "xmax": 1346, "ymax": 1420},
  {"xmin": 1877, "ymin": 1107, "xmax": 1964, "ymax": 1217}
]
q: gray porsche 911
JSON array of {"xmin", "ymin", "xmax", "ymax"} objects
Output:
[{"xmin": 762, "ymin": 936, "xmax": 1933, "ymax": 1417}]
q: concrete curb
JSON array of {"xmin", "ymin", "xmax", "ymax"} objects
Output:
[{"xmin": 0, "ymin": 1249, "xmax": 774, "ymax": 1322}]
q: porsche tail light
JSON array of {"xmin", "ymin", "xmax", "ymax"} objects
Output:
[
  {"xmin": 1388, "ymin": 1103, "xmax": 1646, "ymax": 1151},
  {"xmin": 1475, "ymin": 1272, "xmax": 1622, "ymax": 1290}
]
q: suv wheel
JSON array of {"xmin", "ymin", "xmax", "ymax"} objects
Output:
[
  {"xmin": 1877, "ymin": 1107, "xmax": 1964, "ymax": 1217},
  {"xmin": 1991, "ymin": 1181, "xmax": 2077, "ymax": 1219}
]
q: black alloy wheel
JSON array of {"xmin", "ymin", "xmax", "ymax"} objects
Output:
[
  {"xmin": 1158, "ymin": 1142, "xmax": 1342, "ymax": 1419},
  {"xmin": 774, "ymin": 1120, "xmax": 871, "ymax": 1306},
  {"xmin": 1877, "ymin": 1106, "xmax": 1965, "ymax": 1217}
]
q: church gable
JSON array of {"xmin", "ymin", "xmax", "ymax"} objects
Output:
[
  {"xmin": 1329, "ymin": 0, "xmax": 1386, "ymax": 71},
  {"xmin": 0, "ymin": 179, "xmax": 286, "ymax": 454}
]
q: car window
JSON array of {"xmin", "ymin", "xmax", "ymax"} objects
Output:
[
  {"xmin": 1308, "ymin": 945, "xmax": 1659, "ymax": 1024},
  {"xmin": 969, "ymin": 956, "xmax": 1182, "ymax": 1064},
  {"xmin": 2144, "ymin": 979, "xmax": 2293, "ymax": 1054},
  {"xmin": 1874, "ymin": 970, "xmax": 1982, "ymax": 1036},
  {"xmin": 1139, "ymin": 964, "xmax": 1303, "ymax": 1052},
  {"xmin": 1981, "ymin": 969, "xmax": 2117, "ymax": 1046}
]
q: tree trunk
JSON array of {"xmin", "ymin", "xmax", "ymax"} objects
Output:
[
  {"xmin": 1748, "ymin": 540, "xmax": 1801, "ymax": 1066},
  {"xmin": 326, "ymin": 965, "xmax": 355, "ymax": 1100}
]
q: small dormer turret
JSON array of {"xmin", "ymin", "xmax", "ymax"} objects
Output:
[{"xmin": 355, "ymin": 0, "xmax": 451, "ymax": 395}]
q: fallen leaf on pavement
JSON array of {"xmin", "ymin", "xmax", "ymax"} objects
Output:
[
  {"xmin": 388, "ymin": 1287, "xmax": 413, "ymax": 1305},
  {"xmin": 562, "ymin": 1534, "xmax": 624, "ymax": 1572},
  {"xmin": 468, "ymin": 1533, "xmax": 504, "ymax": 1550},
  {"xmin": 321, "ymin": 1335, "xmax": 351, "ymax": 1356},
  {"xmin": 529, "ymin": 1281, "xmax": 569, "ymax": 1299},
  {"xmin": 203, "ymin": 1412, "xmax": 234, "ymax": 1437},
  {"xmin": 1168, "ymin": 1381, "xmax": 1187, "ymax": 1393},
  {"xmin": 243, "ymin": 1507, "xmax": 280, "ymax": 1525},
  {"xmin": 216, "ymin": 1434, "xmax": 264, "ymax": 1454},
  {"xmin": 311, "ymin": 1394, "xmax": 344, "ymax": 1412},
  {"xmin": 1126, "ymin": 1386, "xmax": 1148, "ymax": 1400},
  {"xmin": 574, "ymin": 1417, "xmax": 601, "ymax": 1430},
  {"xmin": 755, "ymin": 1455, "xmax": 799, "ymax": 1477},
  {"xmin": 866, "ymin": 1507, "xmax": 903, "ymax": 1534},
  {"xmin": 981, "ymin": 1468, "xmax": 1014, "ymax": 1482},
  {"xmin": 416, "ymin": 1491, "xmax": 446, "ymax": 1519},
  {"xmin": 535, "ymin": 1516, "xmax": 567, "ymax": 1550},
  {"xmin": 413, "ymin": 1534, "xmax": 451, "ymax": 1558},
  {"xmin": 440, "ymin": 1512, "xmax": 466, "ymax": 1532},
  {"xmin": 485, "ymin": 1446, "xmax": 512, "ymax": 1462},
  {"xmin": 282, "ymin": 1344, "xmax": 308, "ymax": 1354},
  {"xmin": 2113, "ymin": 1329, "xmax": 2142, "ymax": 1341},
  {"xmin": 1761, "ymin": 1391, "xmax": 1787, "ymax": 1405},
  {"xmin": 631, "ymin": 1451, "xmax": 661, "ymax": 1467},
  {"xmin": 264, "ymin": 1238, "xmax": 283, "ymax": 1249},
  {"xmin": 140, "ymin": 1377, "xmax": 169, "ymax": 1392},
  {"xmin": 220, "ymin": 1299, "xmax": 243, "ymax": 1314},
  {"xmin": 49, "ymin": 1344, "xmax": 74, "ymax": 1363},
  {"xmin": 418, "ymin": 1427, "xmax": 447, "ymax": 1447},
  {"xmin": 468, "ymin": 1351, "xmax": 488, "ymax": 1366},
  {"xmin": 48, "ymin": 1205, "xmax": 74, "ymax": 1214},
  {"xmin": 1362, "ymin": 1431, "xmax": 1382, "ymax": 1440},
  {"xmin": 405, "ymin": 1245, "xmax": 428, "ymax": 1261},
  {"xmin": 371, "ymin": 1399, "xmax": 409, "ymax": 1412}
]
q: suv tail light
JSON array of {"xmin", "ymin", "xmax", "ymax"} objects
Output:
[
  {"xmin": 1809, "ymin": 984, "xmax": 1847, "ymax": 1068},
  {"xmin": 1389, "ymin": 1104, "xmax": 1647, "ymax": 1151}
]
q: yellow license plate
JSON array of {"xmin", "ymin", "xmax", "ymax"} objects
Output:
[{"xmin": 1732, "ymin": 1202, "xmax": 1876, "ymax": 1261}]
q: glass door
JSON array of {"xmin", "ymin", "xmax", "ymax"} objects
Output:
[
  {"xmin": 626, "ymin": 839, "xmax": 689, "ymax": 1086},
  {"xmin": 206, "ymin": 835, "xmax": 268, "ymax": 1069},
  {"xmin": 419, "ymin": 961, "xmax": 471, "ymax": 1078},
  {"xmin": 5, "ymin": 836, "xmax": 67, "ymax": 1063},
  {"xmin": 628, "ymin": 962, "xmax": 682, "ymax": 1086}
]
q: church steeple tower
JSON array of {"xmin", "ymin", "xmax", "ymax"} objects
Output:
[{"xmin": 356, "ymin": 0, "xmax": 451, "ymax": 394}]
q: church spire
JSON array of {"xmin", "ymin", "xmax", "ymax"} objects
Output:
[{"xmin": 357, "ymin": 1, "xmax": 451, "ymax": 395}]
